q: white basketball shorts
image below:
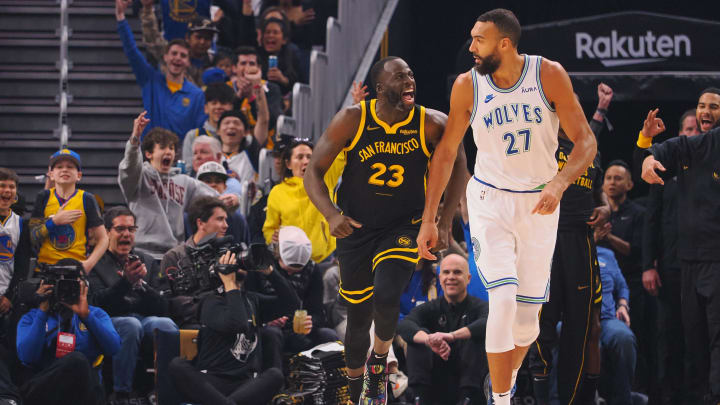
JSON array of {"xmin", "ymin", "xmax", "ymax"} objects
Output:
[{"xmin": 466, "ymin": 176, "xmax": 559, "ymax": 303}]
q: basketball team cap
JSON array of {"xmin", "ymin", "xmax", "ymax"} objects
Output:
[
  {"xmin": 196, "ymin": 161, "xmax": 228, "ymax": 181},
  {"xmin": 49, "ymin": 148, "xmax": 81, "ymax": 170},
  {"xmin": 188, "ymin": 18, "xmax": 219, "ymax": 34},
  {"xmin": 278, "ymin": 226, "xmax": 312, "ymax": 267}
]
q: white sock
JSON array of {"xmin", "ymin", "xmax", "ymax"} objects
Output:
[
  {"xmin": 492, "ymin": 390, "xmax": 512, "ymax": 405},
  {"xmin": 510, "ymin": 367, "xmax": 519, "ymax": 389}
]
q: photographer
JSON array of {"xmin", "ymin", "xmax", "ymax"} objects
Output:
[
  {"xmin": 161, "ymin": 196, "xmax": 230, "ymax": 327},
  {"xmin": 88, "ymin": 206, "xmax": 178, "ymax": 402},
  {"xmin": 16, "ymin": 259, "xmax": 121, "ymax": 405},
  {"xmin": 168, "ymin": 250, "xmax": 298, "ymax": 405},
  {"xmin": 246, "ymin": 226, "xmax": 337, "ymax": 369}
]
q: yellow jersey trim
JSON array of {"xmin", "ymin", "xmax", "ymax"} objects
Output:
[
  {"xmin": 343, "ymin": 101, "xmax": 367, "ymax": 152},
  {"xmin": 339, "ymin": 284, "xmax": 374, "ymax": 295},
  {"xmin": 369, "ymin": 99, "xmax": 415, "ymax": 134},
  {"xmin": 419, "ymin": 106, "xmax": 431, "ymax": 157},
  {"xmin": 372, "ymin": 247, "xmax": 419, "ymax": 265}
]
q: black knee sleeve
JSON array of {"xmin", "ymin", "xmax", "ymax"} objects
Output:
[
  {"xmin": 372, "ymin": 259, "xmax": 414, "ymax": 341},
  {"xmin": 344, "ymin": 300, "xmax": 373, "ymax": 369}
]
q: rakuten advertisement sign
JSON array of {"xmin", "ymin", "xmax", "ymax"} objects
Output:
[{"xmin": 521, "ymin": 12, "xmax": 719, "ymax": 72}]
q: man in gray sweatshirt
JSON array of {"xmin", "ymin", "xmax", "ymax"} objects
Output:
[{"xmin": 119, "ymin": 111, "xmax": 218, "ymax": 264}]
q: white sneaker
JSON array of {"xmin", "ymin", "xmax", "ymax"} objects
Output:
[{"xmin": 388, "ymin": 370, "xmax": 408, "ymax": 399}]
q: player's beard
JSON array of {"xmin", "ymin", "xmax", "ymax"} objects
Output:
[
  {"xmin": 474, "ymin": 51, "xmax": 501, "ymax": 75},
  {"xmin": 386, "ymin": 89, "xmax": 412, "ymax": 112}
]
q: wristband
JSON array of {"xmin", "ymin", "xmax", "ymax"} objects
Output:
[
  {"xmin": 45, "ymin": 217, "xmax": 57, "ymax": 232},
  {"xmin": 596, "ymin": 108, "xmax": 608, "ymax": 117},
  {"xmin": 636, "ymin": 131, "xmax": 653, "ymax": 149},
  {"xmin": 618, "ymin": 303, "xmax": 630, "ymax": 311}
]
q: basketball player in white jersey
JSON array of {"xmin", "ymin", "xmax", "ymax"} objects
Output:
[{"xmin": 417, "ymin": 9, "xmax": 597, "ymax": 405}]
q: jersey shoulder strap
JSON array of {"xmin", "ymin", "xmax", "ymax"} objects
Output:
[{"xmin": 343, "ymin": 100, "xmax": 367, "ymax": 152}]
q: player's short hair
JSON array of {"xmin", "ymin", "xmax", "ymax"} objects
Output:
[
  {"xmin": 477, "ymin": 8, "xmax": 521, "ymax": 47},
  {"xmin": 204, "ymin": 82, "xmax": 234, "ymax": 104},
  {"xmin": 103, "ymin": 206, "xmax": 136, "ymax": 230},
  {"xmin": 370, "ymin": 56, "xmax": 402, "ymax": 89},
  {"xmin": 142, "ymin": 128, "xmax": 179, "ymax": 155},
  {"xmin": 0, "ymin": 167, "xmax": 19, "ymax": 186},
  {"xmin": 165, "ymin": 38, "xmax": 190, "ymax": 55},
  {"xmin": 699, "ymin": 87, "xmax": 720, "ymax": 98},
  {"xmin": 188, "ymin": 196, "xmax": 227, "ymax": 234},
  {"xmin": 607, "ymin": 159, "xmax": 631, "ymax": 177},
  {"xmin": 679, "ymin": 109, "xmax": 696, "ymax": 129}
]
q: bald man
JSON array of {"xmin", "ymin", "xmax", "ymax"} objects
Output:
[{"xmin": 397, "ymin": 254, "xmax": 490, "ymax": 405}]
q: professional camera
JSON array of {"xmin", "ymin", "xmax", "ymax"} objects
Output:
[
  {"xmin": 18, "ymin": 261, "xmax": 85, "ymax": 307},
  {"xmin": 167, "ymin": 235, "xmax": 274, "ymax": 296}
]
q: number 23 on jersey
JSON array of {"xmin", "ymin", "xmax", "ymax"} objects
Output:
[{"xmin": 368, "ymin": 163, "xmax": 405, "ymax": 187}]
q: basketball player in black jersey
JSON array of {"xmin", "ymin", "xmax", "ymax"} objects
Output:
[
  {"xmin": 305, "ymin": 57, "xmax": 467, "ymax": 405},
  {"xmin": 529, "ymin": 85, "xmax": 612, "ymax": 405}
]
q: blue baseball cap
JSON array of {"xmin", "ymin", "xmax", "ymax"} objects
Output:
[
  {"xmin": 202, "ymin": 67, "xmax": 229, "ymax": 85},
  {"xmin": 49, "ymin": 148, "xmax": 81, "ymax": 170}
]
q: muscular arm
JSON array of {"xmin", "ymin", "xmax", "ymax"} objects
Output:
[
  {"xmin": 541, "ymin": 59, "xmax": 597, "ymax": 198},
  {"xmin": 606, "ymin": 233, "xmax": 631, "ymax": 257},
  {"xmin": 304, "ymin": 105, "xmax": 362, "ymax": 236},
  {"xmin": 417, "ymin": 73, "xmax": 472, "ymax": 258}
]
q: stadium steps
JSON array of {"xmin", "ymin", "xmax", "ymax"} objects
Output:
[{"xmin": 0, "ymin": 0, "xmax": 145, "ymax": 210}]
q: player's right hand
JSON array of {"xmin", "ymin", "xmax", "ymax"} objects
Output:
[
  {"xmin": 52, "ymin": 201, "xmax": 82, "ymax": 225},
  {"xmin": 642, "ymin": 108, "xmax": 665, "ymax": 138},
  {"xmin": 417, "ymin": 222, "xmax": 438, "ymax": 260},
  {"xmin": 641, "ymin": 155, "xmax": 666, "ymax": 185},
  {"xmin": 328, "ymin": 213, "xmax": 362, "ymax": 238}
]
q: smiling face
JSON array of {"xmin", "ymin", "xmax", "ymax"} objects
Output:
[
  {"xmin": 438, "ymin": 254, "xmax": 471, "ymax": 301},
  {"xmin": 108, "ymin": 215, "xmax": 136, "ymax": 257},
  {"xmin": 286, "ymin": 144, "xmax": 312, "ymax": 178},
  {"xmin": 469, "ymin": 21, "xmax": 510, "ymax": 76},
  {"xmin": 377, "ymin": 59, "xmax": 416, "ymax": 112},
  {"xmin": 145, "ymin": 143, "xmax": 176, "ymax": 174},
  {"xmin": 0, "ymin": 179, "xmax": 17, "ymax": 214},
  {"xmin": 50, "ymin": 159, "xmax": 81, "ymax": 186},
  {"xmin": 204, "ymin": 100, "xmax": 233, "ymax": 128},
  {"xmin": 192, "ymin": 142, "xmax": 221, "ymax": 172},
  {"xmin": 163, "ymin": 44, "xmax": 190, "ymax": 77},
  {"xmin": 218, "ymin": 116, "xmax": 246, "ymax": 149},
  {"xmin": 262, "ymin": 21, "xmax": 287, "ymax": 54},
  {"xmin": 697, "ymin": 92, "xmax": 720, "ymax": 133}
]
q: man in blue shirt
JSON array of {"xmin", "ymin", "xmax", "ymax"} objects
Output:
[
  {"xmin": 16, "ymin": 259, "xmax": 121, "ymax": 405},
  {"xmin": 115, "ymin": 0, "xmax": 206, "ymax": 140},
  {"xmin": 596, "ymin": 246, "xmax": 637, "ymax": 405}
]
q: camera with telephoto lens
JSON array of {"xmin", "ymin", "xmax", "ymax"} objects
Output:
[
  {"xmin": 18, "ymin": 260, "xmax": 85, "ymax": 308},
  {"xmin": 167, "ymin": 235, "xmax": 274, "ymax": 296}
]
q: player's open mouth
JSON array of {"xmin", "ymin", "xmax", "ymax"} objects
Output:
[
  {"xmin": 700, "ymin": 118, "xmax": 713, "ymax": 131},
  {"xmin": 402, "ymin": 90, "xmax": 415, "ymax": 104}
]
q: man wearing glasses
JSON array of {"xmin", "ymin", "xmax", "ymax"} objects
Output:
[{"xmin": 87, "ymin": 206, "xmax": 178, "ymax": 403}]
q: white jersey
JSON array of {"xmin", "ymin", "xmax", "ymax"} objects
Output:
[
  {"xmin": 0, "ymin": 211, "xmax": 21, "ymax": 296},
  {"xmin": 469, "ymin": 54, "xmax": 560, "ymax": 191}
]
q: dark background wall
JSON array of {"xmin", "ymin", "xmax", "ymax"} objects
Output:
[{"xmin": 376, "ymin": 0, "xmax": 720, "ymax": 197}]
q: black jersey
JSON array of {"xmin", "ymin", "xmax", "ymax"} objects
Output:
[
  {"xmin": 335, "ymin": 99, "xmax": 432, "ymax": 229},
  {"xmin": 557, "ymin": 137, "xmax": 602, "ymax": 229}
]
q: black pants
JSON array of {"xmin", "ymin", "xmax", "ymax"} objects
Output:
[
  {"xmin": 529, "ymin": 228, "xmax": 601, "ymax": 405},
  {"xmin": 655, "ymin": 268, "xmax": 690, "ymax": 403},
  {"xmin": 406, "ymin": 338, "xmax": 488, "ymax": 405},
  {"xmin": 19, "ymin": 352, "xmax": 104, "ymax": 405},
  {"xmin": 0, "ymin": 346, "xmax": 20, "ymax": 403},
  {"xmin": 681, "ymin": 260, "xmax": 720, "ymax": 400},
  {"xmin": 261, "ymin": 325, "xmax": 338, "ymax": 370},
  {"xmin": 168, "ymin": 357, "xmax": 284, "ymax": 405}
]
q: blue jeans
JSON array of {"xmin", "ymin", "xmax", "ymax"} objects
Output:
[
  {"xmin": 111, "ymin": 315, "xmax": 178, "ymax": 392},
  {"xmin": 600, "ymin": 318, "xmax": 637, "ymax": 405}
]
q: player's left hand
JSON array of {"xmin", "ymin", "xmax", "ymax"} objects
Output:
[
  {"xmin": 417, "ymin": 222, "xmax": 438, "ymax": 260},
  {"xmin": 531, "ymin": 180, "xmax": 565, "ymax": 215},
  {"xmin": 641, "ymin": 155, "xmax": 666, "ymax": 185}
]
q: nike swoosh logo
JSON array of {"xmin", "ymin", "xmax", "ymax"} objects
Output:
[
  {"xmin": 411, "ymin": 218, "xmax": 422, "ymax": 225},
  {"xmin": 498, "ymin": 393, "xmax": 509, "ymax": 397},
  {"xmin": 577, "ymin": 285, "xmax": 589, "ymax": 290},
  {"xmin": 366, "ymin": 125, "xmax": 380, "ymax": 131},
  {"xmin": 484, "ymin": 94, "xmax": 495, "ymax": 103}
]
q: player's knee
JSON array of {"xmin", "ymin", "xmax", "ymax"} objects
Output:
[
  {"xmin": 513, "ymin": 302, "xmax": 541, "ymax": 347},
  {"xmin": 485, "ymin": 284, "xmax": 518, "ymax": 353}
]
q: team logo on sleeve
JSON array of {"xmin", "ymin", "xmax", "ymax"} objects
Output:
[{"xmin": 50, "ymin": 224, "xmax": 76, "ymax": 251}]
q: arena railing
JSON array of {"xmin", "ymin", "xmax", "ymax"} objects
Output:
[
  {"xmin": 275, "ymin": 0, "xmax": 399, "ymax": 142},
  {"xmin": 55, "ymin": 0, "xmax": 72, "ymax": 148}
]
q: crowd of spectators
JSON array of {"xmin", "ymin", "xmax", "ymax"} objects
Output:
[{"xmin": 0, "ymin": 1, "xmax": 719, "ymax": 404}]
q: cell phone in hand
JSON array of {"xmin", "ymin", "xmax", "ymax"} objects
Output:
[{"xmin": 268, "ymin": 55, "xmax": 278, "ymax": 69}]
